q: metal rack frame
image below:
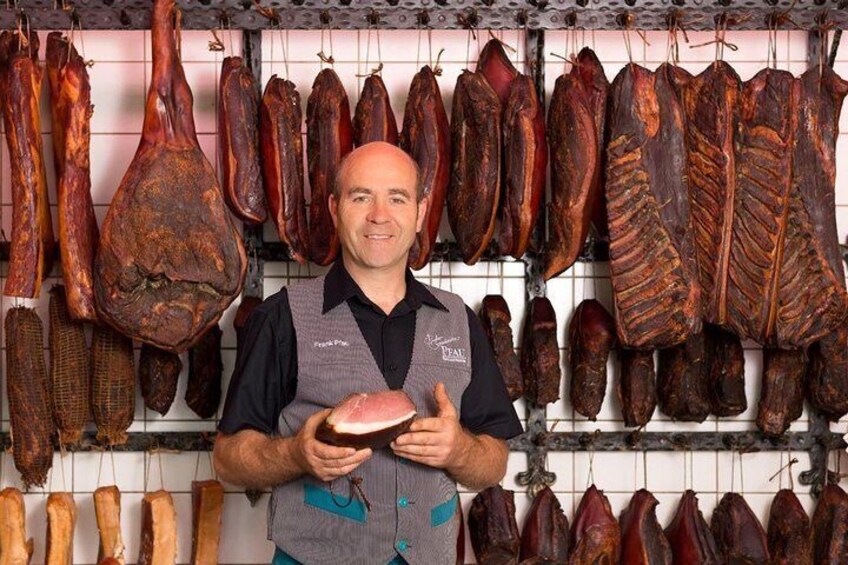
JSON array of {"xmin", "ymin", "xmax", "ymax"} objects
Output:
[{"xmin": 2, "ymin": 0, "xmax": 845, "ymax": 498}]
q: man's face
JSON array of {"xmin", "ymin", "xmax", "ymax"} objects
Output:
[{"xmin": 329, "ymin": 144, "xmax": 427, "ymax": 273}]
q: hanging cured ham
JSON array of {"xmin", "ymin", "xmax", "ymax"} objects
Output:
[
  {"xmin": 767, "ymin": 489, "xmax": 812, "ymax": 565},
  {"xmin": 619, "ymin": 489, "xmax": 673, "ymax": 565},
  {"xmin": 479, "ymin": 295, "xmax": 524, "ymax": 401},
  {"xmin": 605, "ymin": 63, "xmax": 701, "ymax": 350},
  {"xmin": 353, "ymin": 74, "xmax": 398, "ymax": 146},
  {"xmin": 520, "ymin": 296, "xmax": 561, "ymax": 405},
  {"xmin": 704, "ymin": 324, "xmax": 746, "ymax": 417},
  {"xmin": 261, "ymin": 75, "xmax": 309, "ymax": 263},
  {"xmin": 710, "ymin": 492, "xmax": 769, "ymax": 563},
  {"xmin": 401, "ymin": 65, "xmax": 450, "ymax": 269},
  {"xmin": 618, "ymin": 349, "xmax": 658, "ymax": 427},
  {"xmin": 757, "ymin": 348, "xmax": 806, "ymax": 436},
  {"xmin": 219, "ymin": 56, "xmax": 267, "ymax": 224},
  {"xmin": 468, "ymin": 485, "xmax": 520, "ymax": 565},
  {"xmin": 570, "ymin": 485, "xmax": 620, "ymax": 563},
  {"xmin": 519, "ymin": 487, "xmax": 568, "ymax": 564},
  {"xmin": 476, "ymin": 38, "xmax": 518, "ymax": 108},
  {"xmin": 664, "ymin": 490, "xmax": 721, "ymax": 564},
  {"xmin": 807, "ymin": 324, "xmax": 848, "ymax": 421},
  {"xmin": 306, "ymin": 68, "xmax": 353, "ymax": 266},
  {"xmin": 544, "ymin": 48, "xmax": 608, "ymax": 279},
  {"xmin": 569, "ymin": 299, "xmax": 615, "ymax": 420},
  {"xmin": 46, "ymin": 32, "xmax": 99, "ymax": 321},
  {"xmin": 810, "ymin": 483, "xmax": 848, "ymax": 563},
  {"xmin": 94, "ymin": 0, "xmax": 247, "ymax": 353},
  {"xmin": 657, "ymin": 331, "xmax": 711, "ymax": 422},
  {"xmin": 448, "ymin": 70, "xmax": 501, "ymax": 264},
  {"xmin": 1, "ymin": 30, "xmax": 55, "ymax": 299}
]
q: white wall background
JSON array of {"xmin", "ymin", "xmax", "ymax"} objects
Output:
[{"xmin": 0, "ymin": 25, "xmax": 845, "ymax": 563}]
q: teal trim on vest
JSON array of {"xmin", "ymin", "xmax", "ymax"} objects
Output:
[
  {"xmin": 303, "ymin": 483, "xmax": 368, "ymax": 523},
  {"xmin": 430, "ymin": 493, "xmax": 459, "ymax": 528},
  {"xmin": 273, "ymin": 547, "xmax": 407, "ymax": 565}
]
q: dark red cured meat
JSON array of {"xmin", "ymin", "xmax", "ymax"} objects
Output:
[
  {"xmin": 807, "ymin": 324, "xmax": 848, "ymax": 421},
  {"xmin": 664, "ymin": 491, "xmax": 722, "ymax": 565},
  {"xmin": 186, "ymin": 324, "xmax": 223, "ymax": 419},
  {"xmin": 139, "ymin": 343, "xmax": 183, "ymax": 416},
  {"xmin": 569, "ymin": 299, "xmax": 616, "ymax": 420},
  {"xmin": 476, "ymin": 38, "xmax": 519, "ymax": 108},
  {"xmin": 571, "ymin": 485, "xmax": 620, "ymax": 564},
  {"xmin": 619, "ymin": 489, "xmax": 672, "ymax": 565},
  {"xmin": 618, "ymin": 348, "xmax": 658, "ymax": 428},
  {"xmin": 710, "ymin": 492, "xmax": 769, "ymax": 564},
  {"xmin": 811, "ymin": 483, "xmax": 848, "ymax": 564},
  {"xmin": 468, "ymin": 485, "xmax": 520, "ymax": 565},
  {"xmin": 757, "ymin": 348, "xmax": 806, "ymax": 436},
  {"xmin": 519, "ymin": 487, "xmax": 569, "ymax": 564},
  {"xmin": 520, "ymin": 297, "xmax": 561, "ymax": 406},
  {"xmin": 353, "ymin": 74, "xmax": 398, "ymax": 147},
  {"xmin": 704, "ymin": 324, "xmax": 746, "ymax": 417},
  {"xmin": 315, "ymin": 391, "xmax": 417, "ymax": 449},
  {"xmin": 479, "ymin": 295, "xmax": 524, "ymax": 401},
  {"xmin": 306, "ymin": 68, "xmax": 353, "ymax": 266},
  {"xmin": 657, "ymin": 331, "xmax": 711, "ymax": 422},
  {"xmin": 767, "ymin": 489, "xmax": 811, "ymax": 565}
]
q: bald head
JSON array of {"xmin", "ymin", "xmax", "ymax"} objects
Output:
[{"xmin": 333, "ymin": 141, "xmax": 424, "ymax": 202}]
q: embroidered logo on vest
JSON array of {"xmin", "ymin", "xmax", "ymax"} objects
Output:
[
  {"xmin": 425, "ymin": 334, "xmax": 468, "ymax": 364},
  {"xmin": 313, "ymin": 339, "xmax": 350, "ymax": 348}
]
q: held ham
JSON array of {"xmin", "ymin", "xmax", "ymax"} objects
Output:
[
  {"xmin": 94, "ymin": 0, "xmax": 247, "ymax": 353},
  {"xmin": 476, "ymin": 38, "xmax": 518, "ymax": 108},
  {"xmin": 219, "ymin": 56, "xmax": 267, "ymax": 225},
  {"xmin": 704, "ymin": 324, "xmax": 746, "ymax": 417},
  {"xmin": 657, "ymin": 331, "xmax": 711, "ymax": 422},
  {"xmin": 316, "ymin": 391, "xmax": 417, "ymax": 449},
  {"xmin": 810, "ymin": 483, "xmax": 848, "ymax": 563},
  {"xmin": 139, "ymin": 344, "xmax": 183, "ymax": 416},
  {"xmin": 401, "ymin": 65, "xmax": 450, "ymax": 270},
  {"xmin": 757, "ymin": 348, "xmax": 806, "ymax": 436},
  {"xmin": 261, "ymin": 76, "xmax": 309, "ymax": 263},
  {"xmin": 807, "ymin": 324, "xmax": 848, "ymax": 421}
]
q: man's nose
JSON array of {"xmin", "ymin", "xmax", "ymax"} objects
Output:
[{"xmin": 367, "ymin": 199, "xmax": 390, "ymax": 222}]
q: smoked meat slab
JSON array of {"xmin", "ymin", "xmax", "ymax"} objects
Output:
[
  {"xmin": 618, "ymin": 348, "xmax": 658, "ymax": 427},
  {"xmin": 468, "ymin": 485, "xmax": 520, "ymax": 565},
  {"xmin": 570, "ymin": 485, "xmax": 621, "ymax": 564},
  {"xmin": 479, "ymin": 295, "xmax": 524, "ymax": 401},
  {"xmin": 619, "ymin": 489, "xmax": 672, "ymax": 565},
  {"xmin": 519, "ymin": 486, "xmax": 569, "ymax": 564},
  {"xmin": 664, "ymin": 490, "xmax": 721, "ymax": 565},
  {"xmin": 353, "ymin": 74, "xmax": 398, "ymax": 146},
  {"xmin": 767, "ymin": 489, "xmax": 812, "ymax": 565},
  {"xmin": 810, "ymin": 483, "xmax": 848, "ymax": 564},
  {"xmin": 710, "ymin": 492, "xmax": 769, "ymax": 564},
  {"xmin": 569, "ymin": 298, "xmax": 615, "ymax": 420},
  {"xmin": 757, "ymin": 348, "xmax": 806, "ymax": 436},
  {"xmin": 521, "ymin": 296, "xmax": 561, "ymax": 405}
]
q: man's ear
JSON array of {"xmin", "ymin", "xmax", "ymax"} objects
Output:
[
  {"xmin": 415, "ymin": 195, "xmax": 429, "ymax": 234},
  {"xmin": 329, "ymin": 193, "xmax": 339, "ymax": 229}
]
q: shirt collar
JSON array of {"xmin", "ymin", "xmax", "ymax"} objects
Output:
[{"xmin": 322, "ymin": 259, "xmax": 447, "ymax": 314}]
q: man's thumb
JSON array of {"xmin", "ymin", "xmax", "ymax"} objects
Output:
[{"xmin": 435, "ymin": 382, "xmax": 455, "ymax": 416}]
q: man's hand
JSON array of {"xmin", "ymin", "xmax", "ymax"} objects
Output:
[
  {"xmin": 390, "ymin": 382, "xmax": 470, "ymax": 469},
  {"xmin": 293, "ymin": 408, "xmax": 372, "ymax": 482}
]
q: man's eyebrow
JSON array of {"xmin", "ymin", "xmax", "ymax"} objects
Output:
[
  {"xmin": 348, "ymin": 187, "xmax": 372, "ymax": 195},
  {"xmin": 387, "ymin": 188, "xmax": 412, "ymax": 197}
]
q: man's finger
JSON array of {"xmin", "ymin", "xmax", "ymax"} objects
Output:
[
  {"xmin": 304, "ymin": 408, "xmax": 333, "ymax": 433},
  {"xmin": 407, "ymin": 417, "xmax": 444, "ymax": 433},
  {"xmin": 393, "ymin": 432, "xmax": 436, "ymax": 447},
  {"xmin": 312, "ymin": 442, "xmax": 357, "ymax": 460}
]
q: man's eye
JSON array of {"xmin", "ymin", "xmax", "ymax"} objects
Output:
[
  {"xmin": 391, "ymin": 198, "xmax": 406, "ymax": 204},
  {"xmin": 353, "ymin": 196, "xmax": 368, "ymax": 203}
]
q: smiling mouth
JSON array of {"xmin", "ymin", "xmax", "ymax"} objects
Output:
[{"xmin": 365, "ymin": 235, "xmax": 393, "ymax": 240}]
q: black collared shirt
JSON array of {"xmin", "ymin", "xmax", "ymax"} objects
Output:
[{"xmin": 218, "ymin": 261, "xmax": 523, "ymax": 440}]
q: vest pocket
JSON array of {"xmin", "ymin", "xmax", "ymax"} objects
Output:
[
  {"xmin": 303, "ymin": 483, "xmax": 368, "ymax": 523},
  {"xmin": 430, "ymin": 493, "xmax": 459, "ymax": 528}
]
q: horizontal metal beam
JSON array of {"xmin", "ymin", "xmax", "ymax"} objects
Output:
[{"xmin": 1, "ymin": 0, "xmax": 845, "ymax": 30}]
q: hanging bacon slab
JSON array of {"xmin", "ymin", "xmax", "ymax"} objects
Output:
[
  {"xmin": 710, "ymin": 492, "xmax": 769, "ymax": 563},
  {"xmin": 261, "ymin": 76, "xmax": 309, "ymax": 263},
  {"xmin": 605, "ymin": 63, "xmax": 701, "ymax": 350},
  {"xmin": 46, "ymin": 33, "xmax": 99, "ymax": 321},
  {"xmin": 570, "ymin": 485, "xmax": 620, "ymax": 564},
  {"xmin": 618, "ymin": 348, "xmax": 658, "ymax": 427},
  {"xmin": 499, "ymin": 73, "xmax": 545, "ymax": 259},
  {"xmin": 448, "ymin": 70, "xmax": 501, "ymax": 264},
  {"xmin": 705, "ymin": 324, "xmax": 746, "ymax": 417},
  {"xmin": 569, "ymin": 299, "xmax": 615, "ymax": 420},
  {"xmin": 353, "ymin": 74, "xmax": 398, "ymax": 146},
  {"xmin": 476, "ymin": 38, "xmax": 518, "ymax": 108},
  {"xmin": 619, "ymin": 489, "xmax": 673, "ymax": 565},
  {"xmin": 2, "ymin": 30, "xmax": 55, "ymax": 299},
  {"xmin": 519, "ymin": 487, "xmax": 569, "ymax": 564},
  {"xmin": 576, "ymin": 48, "xmax": 610, "ymax": 240},
  {"xmin": 219, "ymin": 56, "xmax": 267, "ymax": 224},
  {"xmin": 306, "ymin": 68, "xmax": 353, "ymax": 266},
  {"xmin": 94, "ymin": 0, "xmax": 246, "ymax": 353},
  {"xmin": 757, "ymin": 348, "xmax": 806, "ymax": 436},
  {"xmin": 767, "ymin": 489, "xmax": 812, "ymax": 565},
  {"xmin": 479, "ymin": 295, "xmax": 524, "ymax": 401},
  {"xmin": 664, "ymin": 490, "xmax": 722, "ymax": 564},
  {"xmin": 401, "ymin": 65, "xmax": 450, "ymax": 270}
]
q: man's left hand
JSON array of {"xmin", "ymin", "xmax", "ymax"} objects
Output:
[{"xmin": 390, "ymin": 382, "xmax": 469, "ymax": 469}]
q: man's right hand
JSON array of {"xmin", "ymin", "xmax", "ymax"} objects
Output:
[{"xmin": 292, "ymin": 408, "xmax": 373, "ymax": 482}]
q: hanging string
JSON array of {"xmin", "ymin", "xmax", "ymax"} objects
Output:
[
  {"xmin": 739, "ymin": 451, "xmax": 745, "ymax": 494},
  {"xmin": 465, "ymin": 28, "xmax": 473, "ymax": 70},
  {"xmin": 586, "ymin": 444, "xmax": 596, "ymax": 488},
  {"xmin": 768, "ymin": 451, "xmax": 798, "ymax": 490},
  {"xmin": 279, "ymin": 26, "xmax": 290, "ymax": 80},
  {"xmin": 643, "ymin": 450, "xmax": 648, "ymax": 490},
  {"xmin": 318, "ymin": 22, "xmax": 335, "ymax": 67}
]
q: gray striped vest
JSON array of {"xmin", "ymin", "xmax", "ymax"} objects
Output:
[{"xmin": 269, "ymin": 275, "xmax": 472, "ymax": 565}]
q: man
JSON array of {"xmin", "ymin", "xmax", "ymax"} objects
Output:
[{"xmin": 214, "ymin": 142, "xmax": 523, "ymax": 565}]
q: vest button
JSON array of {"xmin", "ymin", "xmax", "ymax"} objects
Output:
[
  {"xmin": 398, "ymin": 497, "xmax": 409, "ymax": 508},
  {"xmin": 397, "ymin": 540, "xmax": 408, "ymax": 552}
]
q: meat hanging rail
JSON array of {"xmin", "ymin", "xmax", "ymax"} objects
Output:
[{"xmin": 0, "ymin": 0, "xmax": 845, "ymax": 502}]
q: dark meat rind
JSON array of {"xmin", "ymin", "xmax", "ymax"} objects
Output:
[
  {"xmin": 618, "ymin": 349, "xmax": 657, "ymax": 428},
  {"xmin": 306, "ymin": 68, "xmax": 353, "ymax": 266},
  {"xmin": 261, "ymin": 76, "xmax": 309, "ymax": 263},
  {"xmin": 569, "ymin": 299, "xmax": 616, "ymax": 420},
  {"xmin": 186, "ymin": 324, "xmax": 223, "ymax": 419},
  {"xmin": 94, "ymin": 0, "xmax": 247, "ymax": 353},
  {"xmin": 570, "ymin": 485, "xmax": 621, "ymax": 564},
  {"xmin": 448, "ymin": 70, "xmax": 501, "ymax": 265},
  {"xmin": 619, "ymin": 489, "xmax": 672, "ymax": 565},
  {"xmin": 704, "ymin": 324, "xmax": 747, "ymax": 417},
  {"xmin": 476, "ymin": 38, "xmax": 519, "ymax": 108},
  {"xmin": 5, "ymin": 307, "xmax": 54, "ymax": 488},
  {"xmin": 767, "ymin": 489, "xmax": 812, "ymax": 565},
  {"xmin": 807, "ymin": 324, "xmax": 848, "ymax": 421},
  {"xmin": 664, "ymin": 491, "xmax": 722, "ymax": 565},
  {"xmin": 544, "ymin": 70, "xmax": 598, "ymax": 280},
  {"xmin": 520, "ymin": 297, "xmax": 561, "ymax": 405},
  {"xmin": 139, "ymin": 344, "xmax": 182, "ymax": 416},
  {"xmin": 757, "ymin": 348, "xmax": 806, "ymax": 436},
  {"xmin": 519, "ymin": 487, "xmax": 568, "ymax": 564},
  {"xmin": 499, "ymin": 73, "xmax": 546, "ymax": 259},
  {"xmin": 46, "ymin": 32, "xmax": 99, "ymax": 322},
  {"xmin": 479, "ymin": 295, "xmax": 524, "ymax": 401},
  {"xmin": 606, "ymin": 63, "xmax": 701, "ymax": 350},
  {"xmin": 468, "ymin": 485, "xmax": 520, "ymax": 565},
  {"xmin": 657, "ymin": 331, "xmax": 711, "ymax": 422},
  {"xmin": 811, "ymin": 483, "xmax": 848, "ymax": 564},
  {"xmin": 219, "ymin": 56, "xmax": 267, "ymax": 224},
  {"xmin": 678, "ymin": 61, "xmax": 741, "ymax": 327},
  {"xmin": 401, "ymin": 66, "xmax": 450, "ymax": 270},
  {"xmin": 3, "ymin": 30, "xmax": 56, "ymax": 299},
  {"xmin": 353, "ymin": 74, "xmax": 398, "ymax": 147},
  {"xmin": 710, "ymin": 492, "xmax": 769, "ymax": 564}
]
